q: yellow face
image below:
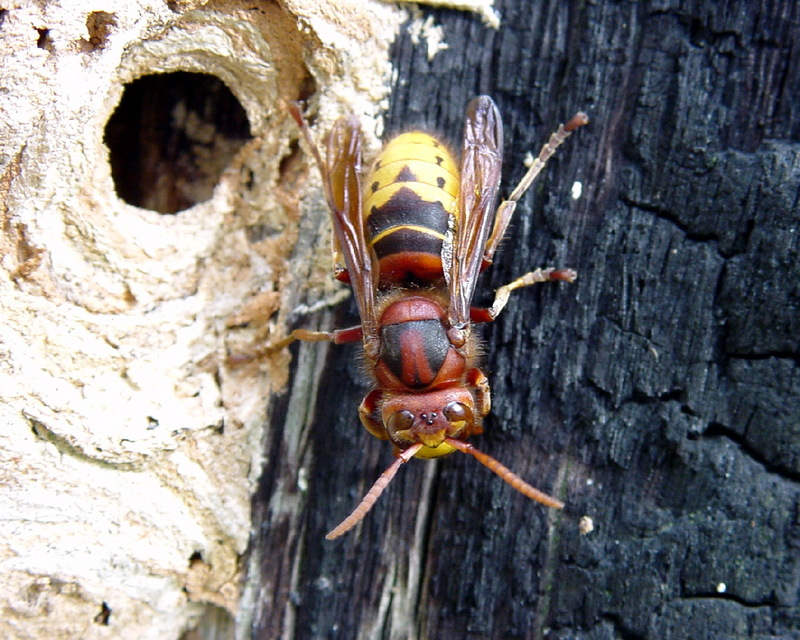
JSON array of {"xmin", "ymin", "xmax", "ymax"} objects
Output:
[
  {"xmin": 377, "ymin": 387, "xmax": 477, "ymax": 457},
  {"xmin": 413, "ymin": 441, "xmax": 457, "ymax": 459}
]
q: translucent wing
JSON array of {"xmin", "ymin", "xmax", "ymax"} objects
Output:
[
  {"xmin": 286, "ymin": 109, "xmax": 382, "ymax": 345},
  {"xmin": 447, "ymin": 96, "xmax": 504, "ymax": 330},
  {"xmin": 321, "ymin": 116, "xmax": 378, "ymax": 340}
]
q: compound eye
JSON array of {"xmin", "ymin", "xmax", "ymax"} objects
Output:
[
  {"xmin": 386, "ymin": 410, "xmax": 414, "ymax": 438},
  {"xmin": 443, "ymin": 402, "xmax": 473, "ymax": 426}
]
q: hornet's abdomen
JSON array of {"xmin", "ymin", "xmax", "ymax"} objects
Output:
[{"xmin": 363, "ymin": 132, "xmax": 460, "ymax": 285}]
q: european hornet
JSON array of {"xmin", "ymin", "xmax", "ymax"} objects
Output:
[{"xmin": 288, "ymin": 97, "xmax": 587, "ymax": 539}]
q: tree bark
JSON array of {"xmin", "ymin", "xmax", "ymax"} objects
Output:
[
  {"xmin": 0, "ymin": 1, "xmax": 401, "ymax": 639},
  {"xmin": 248, "ymin": 1, "xmax": 800, "ymax": 639},
  {"xmin": 3, "ymin": 1, "xmax": 798, "ymax": 639}
]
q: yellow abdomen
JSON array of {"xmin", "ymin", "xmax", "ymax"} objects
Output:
[{"xmin": 363, "ymin": 132, "xmax": 460, "ymax": 285}]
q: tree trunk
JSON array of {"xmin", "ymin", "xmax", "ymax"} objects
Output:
[
  {"xmin": 247, "ymin": 1, "xmax": 800, "ymax": 640},
  {"xmin": 2, "ymin": 1, "xmax": 798, "ymax": 639},
  {"xmin": 0, "ymin": 1, "xmax": 401, "ymax": 639}
]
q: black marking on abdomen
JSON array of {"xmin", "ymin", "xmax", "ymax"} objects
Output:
[
  {"xmin": 396, "ymin": 165, "xmax": 419, "ymax": 182},
  {"xmin": 372, "ymin": 227, "xmax": 443, "ymax": 259},
  {"xmin": 367, "ymin": 186, "xmax": 449, "ymax": 238}
]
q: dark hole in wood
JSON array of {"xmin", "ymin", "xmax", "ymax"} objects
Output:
[
  {"xmin": 93, "ymin": 601, "xmax": 111, "ymax": 625},
  {"xmin": 36, "ymin": 28, "xmax": 52, "ymax": 50},
  {"xmin": 104, "ymin": 71, "xmax": 252, "ymax": 214}
]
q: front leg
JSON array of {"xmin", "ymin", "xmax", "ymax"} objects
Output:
[
  {"xmin": 466, "ymin": 368, "xmax": 491, "ymax": 428},
  {"xmin": 470, "ymin": 267, "xmax": 577, "ymax": 323},
  {"xmin": 358, "ymin": 389, "xmax": 388, "ymax": 441}
]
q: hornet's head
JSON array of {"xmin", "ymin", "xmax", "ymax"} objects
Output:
[{"xmin": 361, "ymin": 387, "xmax": 479, "ymax": 458}]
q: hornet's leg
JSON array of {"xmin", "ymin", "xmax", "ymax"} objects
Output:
[
  {"xmin": 470, "ymin": 267, "xmax": 577, "ymax": 324},
  {"xmin": 227, "ymin": 324, "xmax": 363, "ymax": 366},
  {"xmin": 481, "ymin": 112, "xmax": 588, "ymax": 271},
  {"xmin": 279, "ymin": 324, "xmax": 363, "ymax": 348}
]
